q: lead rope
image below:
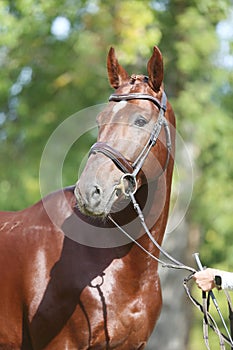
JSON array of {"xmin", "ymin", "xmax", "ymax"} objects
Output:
[{"xmin": 108, "ymin": 192, "xmax": 233, "ymax": 349}]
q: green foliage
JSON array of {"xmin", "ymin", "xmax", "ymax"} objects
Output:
[
  {"xmin": 111, "ymin": 1, "xmax": 161, "ymax": 65},
  {"xmin": 0, "ymin": 0, "xmax": 109, "ymax": 210},
  {"xmin": 0, "ymin": 0, "xmax": 233, "ymax": 346},
  {"xmin": 159, "ymin": 0, "xmax": 233, "ymax": 270}
]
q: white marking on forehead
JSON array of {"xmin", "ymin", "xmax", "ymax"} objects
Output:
[{"xmin": 113, "ymin": 100, "xmax": 127, "ymax": 113}]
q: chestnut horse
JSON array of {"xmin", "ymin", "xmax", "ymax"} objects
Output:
[{"xmin": 0, "ymin": 46, "xmax": 176, "ymax": 349}]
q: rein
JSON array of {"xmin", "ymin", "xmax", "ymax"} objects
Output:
[{"xmin": 109, "ymin": 193, "xmax": 233, "ymax": 350}]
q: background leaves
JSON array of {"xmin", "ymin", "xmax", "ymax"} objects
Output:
[{"xmin": 0, "ymin": 1, "xmax": 233, "ymax": 348}]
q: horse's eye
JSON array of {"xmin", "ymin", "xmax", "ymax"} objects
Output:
[{"xmin": 134, "ymin": 115, "xmax": 148, "ymax": 127}]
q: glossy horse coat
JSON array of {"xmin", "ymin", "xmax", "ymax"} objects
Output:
[{"xmin": 0, "ymin": 46, "xmax": 176, "ymax": 349}]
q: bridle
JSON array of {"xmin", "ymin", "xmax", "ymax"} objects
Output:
[
  {"xmin": 87, "ymin": 89, "xmax": 233, "ymax": 349},
  {"xmin": 89, "ymin": 90, "xmax": 171, "ymax": 196}
]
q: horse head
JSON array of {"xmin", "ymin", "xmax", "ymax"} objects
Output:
[{"xmin": 75, "ymin": 46, "xmax": 175, "ymax": 218}]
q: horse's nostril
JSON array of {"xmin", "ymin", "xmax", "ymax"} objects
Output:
[
  {"xmin": 95, "ymin": 186, "xmax": 100, "ymax": 195},
  {"xmin": 91, "ymin": 185, "xmax": 101, "ymax": 198}
]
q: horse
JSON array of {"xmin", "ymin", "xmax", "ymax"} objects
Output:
[{"xmin": 0, "ymin": 46, "xmax": 176, "ymax": 349}]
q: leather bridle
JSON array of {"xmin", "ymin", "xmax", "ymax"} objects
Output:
[
  {"xmin": 85, "ymin": 89, "xmax": 233, "ymax": 349},
  {"xmin": 89, "ymin": 90, "xmax": 172, "ymax": 196}
]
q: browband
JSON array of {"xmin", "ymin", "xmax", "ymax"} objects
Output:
[{"xmin": 109, "ymin": 92, "xmax": 167, "ymax": 112}]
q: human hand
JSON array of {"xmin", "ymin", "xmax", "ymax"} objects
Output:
[{"xmin": 193, "ymin": 268, "xmax": 219, "ymax": 292}]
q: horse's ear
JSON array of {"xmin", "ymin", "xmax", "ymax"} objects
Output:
[
  {"xmin": 107, "ymin": 47, "xmax": 129, "ymax": 89},
  {"xmin": 147, "ymin": 46, "xmax": 164, "ymax": 92}
]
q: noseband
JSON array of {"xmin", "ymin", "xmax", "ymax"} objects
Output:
[{"xmin": 89, "ymin": 91, "xmax": 171, "ymax": 196}]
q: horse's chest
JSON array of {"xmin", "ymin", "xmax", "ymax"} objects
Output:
[
  {"xmin": 27, "ymin": 255, "xmax": 161, "ymax": 349},
  {"xmin": 66, "ymin": 275, "xmax": 161, "ymax": 349}
]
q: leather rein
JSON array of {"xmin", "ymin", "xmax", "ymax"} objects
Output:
[{"xmin": 88, "ymin": 90, "xmax": 233, "ymax": 349}]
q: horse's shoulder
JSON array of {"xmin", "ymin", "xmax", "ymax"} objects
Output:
[
  {"xmin": 0, "ymin": 186, "xmax": 76, "ymax": 235},
  {"xmin": 24, "ymin": 186, "xmax": 77, "ymax": 231}
]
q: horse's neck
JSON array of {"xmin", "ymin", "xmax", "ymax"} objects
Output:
[
  {"xmin": 150, "ymin": 174, "xmax": 172, "ymax": 245},
  {"xmin": 127, "ymin": 168, "xmax": 173, "ymax": 266}
]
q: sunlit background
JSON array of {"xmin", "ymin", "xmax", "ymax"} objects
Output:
[{"xmin": 0, "ymin": 1, "xmax": 233, "ymax": 349}]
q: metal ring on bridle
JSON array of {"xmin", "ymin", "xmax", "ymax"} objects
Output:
[{"xmin": 116, "ymin": 173, "xmax": 137, "ymax": 197}]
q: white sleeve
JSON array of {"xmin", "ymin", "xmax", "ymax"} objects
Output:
[{"xmin": 221, "ymin": 272, "xmax": 233, "ymax": 290}]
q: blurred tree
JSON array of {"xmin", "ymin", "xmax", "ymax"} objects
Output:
[
  {"xmin": 0, "ymin": 0, "xmax": 160, "ymax": 210},
  {"xmin": 0, "ymin": 0, "xmax": 233, "ymax": 349},
  {"xmin": 153, "ymin": 1, "xmax": 233, "ymax": 349},
  {"xmin": 0, "ymin": 0, "xmax": 112, "ymax": 209}
]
